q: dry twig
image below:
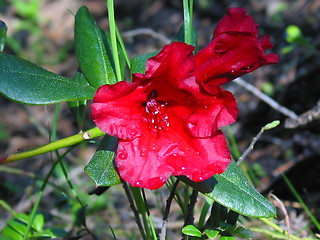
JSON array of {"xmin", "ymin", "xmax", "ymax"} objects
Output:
[{"xmin": 234, "ymin": 78, "xmax": 298, "ymax": 119}]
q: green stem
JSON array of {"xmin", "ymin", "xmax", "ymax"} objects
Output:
[
  {"xmin": 107, "ymin": 0, "xmax": 122, "ymax": 82},
  {"xmin": 1, "ymin": 127, "xmax": 105, "ymax": 164},
  {"xmin": 282, "ymin": 174, "xmax": 320, "ymax": 231},
  {"xmin": 183, "ymin": 0, "xmax": 193, "ymax": 45},
  {"xmin": 23, "ymin": 151, "xmax": 67, "ymax": 240},
  {"xmin": 259, "ymin": 218, "xmax": 301, "ymax": 240},
  {"xmin": 116, "ymin": 25, "xmax": 131, "ymax": 69}
]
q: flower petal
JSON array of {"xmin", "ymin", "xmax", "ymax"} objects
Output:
[
  {"xmin": 91, "ymin": 81, "xmax": 148, "ymax": 140},
  {"xmin": 195, "ymin": 8, "xmax": 279, "ymax": 85},
  {"xmin": 213, "ymin": 8, "xmax": 258, "ymax": 38},
  {"xmin": 133, "ymin": 42, "xmax": 195, "ymax": 87},
  {"xmin": 195, "ymin": 33, "xmax": 279, "ymax": 85},
  {"xmin": 170, "ymin": 130, "xmax": 231, "ymax": 182}
]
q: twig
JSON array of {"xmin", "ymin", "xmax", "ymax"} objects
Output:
[
  {"xmin": 122, "ymin": 28, "xmax": 171, "ymax": 44},
  {"xmin": 285, "ymin": 99, "xmax": 320, "ymax": 128},
  {"xmin": 237, "ymin": 120, "xmax": 280, "ymax": 165},
  {"xmin": 268, "ymin": 192, "xmax": 291, "ymax": 240},
  {"xmin": 184, "ymin": 189, "xmax": 198, "ymax": 227},
  {"xmin": 160, "ymin": 179, "xmax": 180, "ymax": 240},
  {"xmin": 122, "ymin": 182, "xmax": 147, "ymax": 240},
  {"xmin": 234, "ymin": 77, "xmax": 298, "ymax": 119}
]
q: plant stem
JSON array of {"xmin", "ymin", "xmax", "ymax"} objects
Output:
[
  {"xmin": 123, "ymin": 182, "xmax": 147, "ymax": 240},
  {"xmin": 1, "ymin": 127, "xmax": 105, "ymax": 164},
  {"xmin": 183, "ymin": 0, "xmax": 192, "ymax": 45},
  {"xmin": 282, "ymin": 174, "xmax": 320, "ymax": 231},
  {"xmin": 107, "ymin": 0, "xmax": 122, "ymax": 82}
]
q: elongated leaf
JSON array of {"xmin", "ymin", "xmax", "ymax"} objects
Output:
[
  {"xmin": 85, "ymin": 135, "xmax": 121, "ymax": 186},
  {"xmin": 0, "ymin": 54, "xmax": 95, "ymax": 104},
  {"xmin": 75, "ymin": 6, "xmax": 116, "ymax": 87},
  {"xmin": 130, "ymin": 51, "xmax": 158, "ymax": 75},
  {"xmin": 0, "ymin": 20, "xmax": 7, "ymax": 52},
  {"xmin": 206, "ymin": 161, "xmax": 276, "ymax": 218}
]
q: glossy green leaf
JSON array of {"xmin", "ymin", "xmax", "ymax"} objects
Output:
[
  {"xmin": 204, "ymin": 229, "xmax": 219, "ymax": 238},
  {"xmin": 75, "ymin": 6, "xmax": 116, "ymax": 87},
  {"xmin": 0, "ymin": 20, "xmax": 7, "ymax": 52},
  {"xmin": 178, "ymin": 175, "xmax": 217, "ymax": 193},
  {"xmin": 220, "ymin": 236, "xmax": 234, "ymax": 240},
  {"xmin": 0, "ymin": 54, "xmax": 96, "ymax": 104},
  {"xmin": 32, "ymin": 214, "xmax": 44, "ymax": 232},
  {"xmin": 1, "ymin": 226, "xmax": 23, "ymax": 240},
  {"xmin": 85, "ymin": 135, "xmax": 121, "ymax": 186},
  {"xmin": 232, "ymin": 227, "xmax": 254, "ymax": 239},
  {"xmin": 7, "ymin": 219, "xmax": 28, "ymax": 236},
  {"xmin": 130, "ymin": 51, "xmax": 158, "ymax": 75},
  {"xmin": 206, "ymin": 161, "xmax": 276, "ymax": 218},
  {"xmin": 13, "ymin": 213, "xmax": 29, "ymax": 224},
  {"xmin": 67, "ymin": 72, "xmax": 88, "ymax": 129},
  {"xmin": 182, "ymin": 225, "xmax": 202, "ymax": 237}
]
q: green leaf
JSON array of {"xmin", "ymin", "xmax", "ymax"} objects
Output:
[
  {"xmin": 182, "ymin": 225, "xmax": 202, "ymax": 237},
  {"xmin": 0, "ymin": 20, "xmax": 7, "ymax": 52},
  {"xmin": 67, "ymin": 72, "xmax": 88, "ymax": 129},
  {"xmin": 1, "ymin": 226, "xmax": 23, "ymax": 240},
  {"xmin": 174, "ymin": 24, "xmax": 198, "ymax": 47},
  {"xmin": 206, "ymin": 161, "xmax": 276, "ymax": 218},
  {"xmin": 85, "ymin": 135, "xmax": 121, "ymax": 186},
  {"xmin": 130, "ymin": 51, "xmax": 158, "ymax": 75},
  {"xmin": 0, "ymin": 54, "xmax": 96, "ymax": 104},
  {"xmin": 32, "ymin": 214, "xmax": 44, "ymax": 232},
  {"xmin": 75, "ymin": 6, "xmax": 117, "ymax": 87},
  {"xmin": 204, "ymin": 229, "xmax": 219, "ymax": 238},
  {"xmin": 178, "ymin": 175, "xmax": 216, "ymax": 193},
  {"xmin": 220, "ymin": 236, "xmax": 234, "ymax": 240},
  {"xmin": 232, "ymin": 227, "xmax": 254, "ymax": 239},
  {"xmin": 13, "ymin": 213, "xmax": 29, "ymax": 224},
  {"xmin": 7, "ymin": 219, "xmax": 28, "ymax": 236}
]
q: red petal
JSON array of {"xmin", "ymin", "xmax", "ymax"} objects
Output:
[
  {"xmin": 170, "ymin": 131, "xmax": 231, "ymax": 181},
  {"xmin": 133, "ymin": 42, "xmax": 195, "ymax": 87},
  {"xmin": 91, "ymin": 81, "xmax": 147, "ymax": 140},
  {"xmin": 195, "ymin": 33, "xmax": 279, "ymax": 85},
  {"xmin": 213, "ymin": 8, "xmax": 258, "ymax": 38},
  {"xmin": 186, "ymin": 85, "xmax": 238, "ymax": 137}
]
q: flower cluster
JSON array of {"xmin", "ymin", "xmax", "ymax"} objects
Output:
[{"xmin": 91, "ymin": 8, "xmax": 279, "ymax": 190}]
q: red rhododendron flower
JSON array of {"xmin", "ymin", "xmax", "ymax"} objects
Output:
[
  {"xmin": 195, "ymin": 8, "xmax": 279, "ymax": 86},
  {"xmin": 91, "ymin": 8, "xmax": 278, "ymax": 190},
  {"xmin": 91, "ymin": 42, "xmax": 237, "ymax": 189}
]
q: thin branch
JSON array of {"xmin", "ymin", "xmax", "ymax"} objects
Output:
[
  {"xmin": 237, "ymin": 120, "xmax": 280, "ymax": 165},
  {"xmin": 122, "ymin": 28, "xmax": 171, "ymax": 45},
  {"xmin": 285, "ymin": 99, "xmax": 320, "ymax": 128},
  {"xmin": 160, "ymin": 179, "xmax": 180, "ymax": 240},
  {"xmin": 184, "ymin": 189, "xmax": 198, "ymax": 227},
  {"xmin": 234, "ymin": 77, "xmax": 298, "ymax": 119},
  {"xmin": 122, "ymin": 183, "xmax": 147, "ymax": 240},
  {"xmin": 268, "ymin": 192, "xmax": 291, "ymax": 240}
]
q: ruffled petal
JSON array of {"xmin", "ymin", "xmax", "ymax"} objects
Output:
[
  {"xmin": 195, "ymin": 33, "xmax": 279, "ymax": 85},
  {"xmin": 170, "ymin": 130, "xmax": 231, "ymax": 181},
  {"xmin": 179, "ymin": 78, "xmax": 238, "ymax": 138},
  {"xmin": 133, "ymin": 42, "xmax": 195, "ymax": 87},
  {"xmin": 194, "ymin": 7, "xmax": 279, "ymax": 85},
  {"xmin": 91, "ymin": 81, "xmax": 148, "ymax": 140},
  {"xmin": 213, "ymin": 8, "xmax": 258, "ymax": 38}
]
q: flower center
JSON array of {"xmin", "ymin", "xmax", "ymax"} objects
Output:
[{"xmin": 143, "ymin": 90, "xmax": 169, "ymax": 135}]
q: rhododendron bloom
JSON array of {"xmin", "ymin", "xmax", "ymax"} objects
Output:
[
  {"xmin": 91, "ymin": 42, "xmax": 237, "ymax": 189},
  {"xmin": 91, "ymin": 8, "xmax": 278, "ymax": 190},
  {"xmin": 195, "ymin": 8, "xmax": 279, "ymax": 86}
]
